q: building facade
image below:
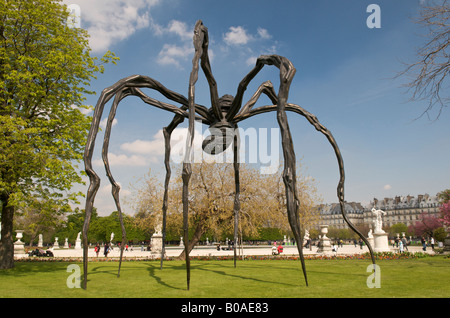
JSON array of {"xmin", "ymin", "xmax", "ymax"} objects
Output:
[{"xmin": 318, "ymin": 193, "xmax": 442, "ymax": 230}]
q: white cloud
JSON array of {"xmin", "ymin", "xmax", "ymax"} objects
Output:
[
  {"xmin": 70, "ymin": 104, "xmax": 93, "ymax": 115},
  {"xmin": 150, "ymin": 19, "xmax": 193, "ymax": 41},
  {"xmin": 121, "ymin": 137, "xmax": 165, "ymax": 155},
  {"xmin": 93, "ymin": 153, "xmax": 149, "ymax": 167},
  {"xmin": 223, "ymin": 26, "xmax": 272, "ymax": 46},
  {"xmin": 157, "ymin": 43, "xmax": 194, "ymax": 68},
  {"xmin": 246, "ymin": 56, "xmax": 258, "ymax": 66},
  {"xmin": 224, "ymin": 26, "xmax": 252, "ymax": 45},
  {"xmin": 257, "ymin": 27, "xmax": 271, "ymax": 40},
  {"xmin": 120, "ymin": 128, "xmax": 191, "ymax": 154},
  {"xmin": 100, "ymin": 117, "xmax": 118, "ymax": 129},
  {"xmin": 100, "ymin": 183, "xmax": 131, "ymax": 197},
  {"xmin": 384, "ymin": 184, "xmax": 392, "ymax": 190},
  {"xmin": 166, "ymin": 20, "xmax": 192, "ymax": 41},
  {"xmin": 151, "ymin": 20, "xmax": 198, "ymax": 68},
  {"xmin": 63, "ymin": 0, "xmax": 159, "ymax": 53}
]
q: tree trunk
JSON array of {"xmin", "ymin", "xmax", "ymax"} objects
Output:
[
  {"xmin": 0, "ymin": 195, "xmax": 15, "ymax": 269},
  {"xmin": 177, "ymin": 222, "xmax": 204, "ymax": 260}
]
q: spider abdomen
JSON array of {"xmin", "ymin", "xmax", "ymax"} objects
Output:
[{"xmin": 202, "ymin": 126, "xmax": 234, "ymax": 155}]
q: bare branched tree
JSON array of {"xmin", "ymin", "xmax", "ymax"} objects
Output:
[{"xmin": 399, "ymin": 0, "xmax": 449, "ymax": 120}]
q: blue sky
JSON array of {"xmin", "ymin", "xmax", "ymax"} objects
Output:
[{"xmin": 63, "ymin": 0, "xmax": 449, "ymax": 215}]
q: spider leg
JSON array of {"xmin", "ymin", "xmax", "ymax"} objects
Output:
[
  {"xmin": 197, "ymin": 21, "xmax": 222, "ymax": 121},
  {"xmin": 177, "ymin": 19, "xmax": 218, "ymax": 290},
  {"xmin": 159, "ymin": 113, "xmax": 188, "ymax": 269},
  {"xmin": 230, "ymin": 54, "xmax": 308, "ymax": 286},
  {"xmin": 178, "ymin": 19, "xmax": 208, "ymax": 291},
  {"xmin": 102, "ymin": 87, "xmax": 132, "ymax": 279},
  {"xmin": 237, "ymin": 102, "xmax": 377, "ymax": 268},
  {"xmin": 233, "ymin": 128, "xmax": 240, "ymax": 268},
  {"xmin": 82, "ymin": 75, "xmax": 208, "ymax": 289},
  {"xmin": 237, "ymin": 80, "xmax": 277, "ymax": 116},
  {"xmin": 273, "ymin": 58, "xmax": 310, "ymax": 287}
]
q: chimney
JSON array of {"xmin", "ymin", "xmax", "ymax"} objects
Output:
[{"xmin": 418, "ymin": 194, "xmax": 423, "ymax": 203}]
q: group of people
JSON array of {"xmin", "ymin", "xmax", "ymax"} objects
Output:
[
  {"xmin": 392, "ymin": 236, "xmax": 410, "ymax": 253},
  {"xmin": 420, "ymin": 236, "xmax": 435, "ymax": 251},
  {"xmin": 93, "ymin": 243, "xmax": 132, "ymax": 257},
  {"xmin": 392, "ymin": 236, "xmax": 436, "ymax": 252}
]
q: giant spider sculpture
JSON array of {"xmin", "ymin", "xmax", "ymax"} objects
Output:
[{"xmin": 82, "ymin": 20, "xmax": 376, "ymax": 290}]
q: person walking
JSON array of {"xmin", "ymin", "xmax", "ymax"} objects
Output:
[
  {"xmin": 104, "ymin": 243, "xmax": 110, "ymax": 257},
  {"xmin": 398, "ymin": 239, "xmax": 404, "ymax": 253},
  {"xmin": 421, "ymin": 237, "xmax": 426, "ymax": 251},
  {"xmin": 401, "ymin": 237, "xmax": 408, "ymax": 251}
]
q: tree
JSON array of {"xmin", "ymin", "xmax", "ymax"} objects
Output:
[
  {"xmin": 398, "ymin": 0, "xmax": 449, "ymax": 119},
  {"xmin": 53, "ymin": 207, "xmax": 97, "ymax": 246},
  {"xmin": 128, "ymin": 170, "xmax": 165, "ymax": 240},
  {"xmin": 389, "ymin": 223, "xmax": 410, "ymax": 238},
  {"xmin": 437, "ymin": 189, "xmax": 450, "ymax": 204},
  {"xmin": 439, "ymin": 202, "xmax": 450, "ymax": 227},
  {"xmin": 412, "ymin": 212, "xmax": 442, "ymax": 237},
  {"xmin": 0, "ymin": 0, "xmax": 118, "ymax": 268},
  {"xmin": 14, "ymin": 188, "xmax": 73, "ymax": 246},
  {"xmin": 131, "ymin": 162, "xmax": 320, "ymax": 259}
]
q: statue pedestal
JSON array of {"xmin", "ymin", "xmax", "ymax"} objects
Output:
[
  {"xmin": 151, "ymin": 232, "xmax": 163, "ymax": 256},
  {"xmin": 373, "ymin": 232, "xmax": 390, "ymax": 252},
  {"xmin": 317, "ymin": 236, "xmax": 333, "ymax": 254},
  {"xmin": 14, "ymin": 231, "xmax": 27, "ymax": 258},
  {"xmin": 74, "ymin": 239, "xmax": 82, "ymax": 250},
  {"xmin": 317, "ymin": 225, "xmax": 333, "ymax": 254},
  {"xmin": 14, "ymin": 241, "xmax": 26, "ymax": 257}
]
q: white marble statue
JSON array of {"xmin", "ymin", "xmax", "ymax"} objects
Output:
[
  {"xmin": 38, "ymin": 234, "xmax": 43, "ymax": 247},
  {"xmin": 371, "ymin": 208, "xmax": 386, "ymax": 234}
]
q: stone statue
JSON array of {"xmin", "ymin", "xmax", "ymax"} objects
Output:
[
  {"xmin": 38, "ymin": 234, "xmax": 43, "ymax": 247},
  {"xmin": 371, "ymin": 208, "xmax": 386, "ymax": 234}
]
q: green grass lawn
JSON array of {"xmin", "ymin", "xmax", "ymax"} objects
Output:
[{"xmin": 1, "ymin": 257, "xmax": 449, "ymax": 298}]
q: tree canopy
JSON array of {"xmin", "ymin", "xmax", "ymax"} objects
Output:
[
  {"xmin": 130, "ymin": 162, "xmax": 321, "ymax": 259},
  {"xmin": 0, "ymin": 0, "xmax": 118, "ymax": 268}
]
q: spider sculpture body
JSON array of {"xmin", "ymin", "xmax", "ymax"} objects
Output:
[{"xmin": 82, "ymin": 20, "xmax": 375, "ymax": 290}]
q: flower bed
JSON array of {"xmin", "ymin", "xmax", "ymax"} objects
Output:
[{"xmin": 14, "ymin": 251, "xmax": 445, "ymax": 263}]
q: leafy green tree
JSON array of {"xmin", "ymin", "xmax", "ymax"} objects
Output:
[
  {"xmin": 14, "ymin": 188, "xmax": 73, "ymax": 246},
  {"xmin": 389, "ymin": 223, "xmax": 410, "ymax": 238},
  {"xmin": 438, "ymin": 189, "xmax": 450, "ymax": 204},
  {"xmin": 53, "ymin": 207, "xmax": 97, "ymax": 245},
  {"xmin": 89, "ymin": 211, "xmax": 145, "ymax": 244},
  {"xmin": 0, "ymin": 0, "xmax": 118, "ymax": 268}
]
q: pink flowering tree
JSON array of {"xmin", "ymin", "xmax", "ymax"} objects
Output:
[
  {"xmin": 440, "ymin": 202, "xmax": 450, "ymax": 228},
  {"xmin": 413, "ymin": 212, "xmax": 443, "ymax": 237}
]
